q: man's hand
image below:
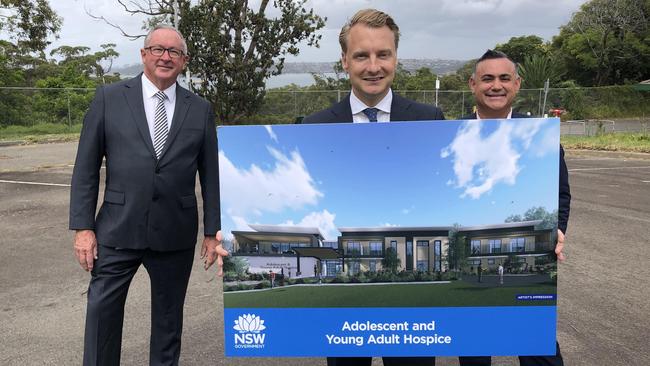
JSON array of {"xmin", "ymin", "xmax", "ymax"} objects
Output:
[
  {"xmin": 74, "ymin": 230, "xmax": 98, "ymax": 271},
  {"xmin": 555, "ymin": 229, "xmax": 566, "ymax": 263},
  {"xmin": 201, "ymin": 230, "xmax": 229, "ymax": 275}
]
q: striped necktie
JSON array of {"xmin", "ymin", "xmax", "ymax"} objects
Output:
[
  {"xmin": 363, "ymin": 107, "xmax": 379, "ymax": 122},
  {"xmin": 153, "ymin": 91, "xmax": 168, "ymax": 159}
]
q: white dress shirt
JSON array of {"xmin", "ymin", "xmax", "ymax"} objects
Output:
[
  {"xmin": 142, "ymin": 74, "xmax": 176, "ymax": 145},
  {"xmin": 350, "ymin": 89, "xmax": 392, "ymax": 123},
  {"xmin": 475, "ymin": 108, "xmax": 513, "ymax": 120}
]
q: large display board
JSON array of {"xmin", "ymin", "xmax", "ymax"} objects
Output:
[{"xmin": 218, "ymin": 118, "xmax": 560, "ymax": 357}]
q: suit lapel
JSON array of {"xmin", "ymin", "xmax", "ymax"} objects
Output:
[
  {"xmin": 123, "ymin": 74, "xmax": 156, "ymax": 159},
  {"xmin": 389, "ymin": 92, "xmax": 412, "ymax": 121},
  {"xmin": 331, "ymin": 94, "xmax": 354, "ymax": 122},
  {"xmin": 158, "ymin": 84, "xmax": 191, "ymax": 160}
]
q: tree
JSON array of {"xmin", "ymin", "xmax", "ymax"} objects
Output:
[
  {"xmin": 447, "ymin": 224, "xmax": 468, "ymax": 273},
  {"xmin": 495, "ymin": 35, "xmax": 547, "ymax": 65},
  {"xmin": 0, "ymin": 0, "xmax": 61, "ymax": 51},
  {"xmin": 223, "ymin": 255, "xmax": 249, "ymax": 275},
  {"xmin": 518, "ymin": 54, "xmax": 564, "ymax": 88},
  {"xmin": 179, "ymin": 0, "xmax": 325, "ymax": 123},
  {"xmin": 381, "ymin": 247, "xmax": 400, "ymax": 274},
  {"xmin": 505, "ymin": 206, "xmax": 558, "ymax": 230},
  {"xmin": 552, "ymin": 0, "xmax": 650, "ymax": 86}
]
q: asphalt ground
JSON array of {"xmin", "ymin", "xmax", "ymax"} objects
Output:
[{"xmin": 1, "ymin": 142, "xmax": 649, "ymax": 366}]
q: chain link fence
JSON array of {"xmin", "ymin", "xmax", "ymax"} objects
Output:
[{"xmin": 1, "ymin": 85, "xmax": 648, "ymax": 135}]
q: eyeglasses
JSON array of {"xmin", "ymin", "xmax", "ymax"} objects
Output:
[{"xmin": 145, "ymin": 46, "xmax": 185, "ymax": 59}]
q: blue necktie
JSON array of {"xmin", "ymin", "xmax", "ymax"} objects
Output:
[{"xmin": 362, "ymin": 107, "xmax": 379, "ymax": 122}]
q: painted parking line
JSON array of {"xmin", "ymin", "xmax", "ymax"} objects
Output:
[
  {"xmin": 568, "ymin": 166, "xmax": 650, "ymax": 172},
  {"xmin": 0, "ymin": 179, "xmax": 71, "ymax": 187}
]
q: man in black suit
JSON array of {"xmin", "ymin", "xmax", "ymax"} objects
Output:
[
  {"xmin": 303, "ymin": 8, "xmax": 442, "ymax": 366},
  {"xmin": 461, "ymin": 49, "xmax": 570, "ymax": 366},
  {"xmin": 70, "ymin": 24, "xmax": 228, "ymax": 366}
]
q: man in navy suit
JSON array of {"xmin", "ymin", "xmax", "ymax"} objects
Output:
[
  {"xmin": 303, "ymin": 8, "xmax": 442, "ymax": 366},
  {"xmin": 302, "ymin": 9, "xmax": 444, "ymax": 126},
  {"xmin": 461, "ymin": 49, "xmax": 570, "ymax": 366},
  {"xmin": 70, "ymin": 25, "xmax": 228, "ymax": 366}
]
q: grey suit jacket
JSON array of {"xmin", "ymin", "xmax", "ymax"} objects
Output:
[
  {"xmin": 301, "ymin": 92, "xmax": 445, "ymax": 123},
  {"xmin": 69, "ymin": 74, "xmax": 220, "ymax": 251}
]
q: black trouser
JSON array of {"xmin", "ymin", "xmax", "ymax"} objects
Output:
[
  {"xmin": 326, "ymin": 357, "xmax": 488, "ymax": 366},
  {"xmin": 83, "ymin": 244, "xmax": 195, "ymax": 366},
  {"xmin": 326, "ymin": 342, "xmax": 563, "ymax": 366}
]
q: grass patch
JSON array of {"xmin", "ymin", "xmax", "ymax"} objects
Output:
[
  {"xmin": 561, "ymin": 133, "xmax": 650, "ymax": 153},
  {"xmin": 224, "ymin": 281, "xmax": 557, "ymax": 308},
  {"xmin": 0, "ymin": 123, "xmax": 81, "ymax": 143}
]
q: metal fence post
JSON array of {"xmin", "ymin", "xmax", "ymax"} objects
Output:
[{"xmin": 67, "ymin": 91, "xmax": 72, "ymax": 128}]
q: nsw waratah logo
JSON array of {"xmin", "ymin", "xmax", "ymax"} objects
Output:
[{"xmin": 233, "ymin": 314, "xmax": 266, "ymax": 348}]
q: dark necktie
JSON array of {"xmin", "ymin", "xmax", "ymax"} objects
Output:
[
  {"xmin": 153, "ymin": 91, "xmax": 168, "ymax": 159},
  {"xmin": 362, "ymin": 107, "xmax": 379, "ymax": 122}
]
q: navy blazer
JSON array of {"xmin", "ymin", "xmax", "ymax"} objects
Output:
[
  {"xmin": 462, "ymin": 112, "xmax": 571, "ymax": 234},
  {"xmin": 302, "ymin": 92, "xmax": 445, "ymax": 123},
  {"xmin": 69, "ymin": 74, "xmax": 220, "ymax": 251}
]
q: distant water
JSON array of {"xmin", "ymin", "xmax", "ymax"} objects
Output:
[{"xmin": 266, "ymin": 73, "xmax": 341, "ymax": 88}]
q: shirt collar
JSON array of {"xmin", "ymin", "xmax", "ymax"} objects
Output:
[
  {"xmin": 350, "ymin": 88, "xmax": 393, "ymax": 115},
  {"xmin": 142, "ymin": 73, "xmax": 177, "ymax": 103},
  {"xmin": 476, "ymin": 108, "xmax": 512, "ymax": 120}
]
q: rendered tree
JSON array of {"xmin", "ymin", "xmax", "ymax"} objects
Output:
[
  {"xmin": 446, "ymin": 224, "xmax": 468, "ymax": 273},
  {"xmin": 381, "ymin": 247, "xmax": 400, "ymax": 274}
]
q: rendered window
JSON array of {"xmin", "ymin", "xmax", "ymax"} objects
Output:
[
  {"xmin": 510, "ymin": 237, "xmax": 525, "ymax": 252},
  {"xmin": 489, "ymin": 239, "xmax": 502, "ymax": 253},
  {"xmin": 471, "ymin": 240, "xmax": 481, "ymax": 255}
]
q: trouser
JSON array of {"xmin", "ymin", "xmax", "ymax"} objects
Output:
[
  {"xmin": 461, "ymin": 342, "xmax": 565, "ymax": 366},
  {"xmin": 326, "ymin": 357, "xmax": 484, "ymax": 365},
  {"xmin": 326, "ymin": 342, "xmax": 563, "ymax": 366},
  {"xmin": 83, "ymin": 244, "xmax": 195, "ymax": 366}
]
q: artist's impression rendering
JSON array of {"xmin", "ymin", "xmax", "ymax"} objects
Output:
[{"xmin": 231, "ymin": 220, "xmax": 555, "ymax": 277}]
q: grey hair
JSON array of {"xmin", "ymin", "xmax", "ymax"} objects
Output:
[{"xmin": 144, "ymin": 24, "xmax": 188, "ymax": 55}]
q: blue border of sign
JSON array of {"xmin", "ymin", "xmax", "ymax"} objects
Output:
[{"xmin": 224, "ymin": 306, "xmax": 557, "ymax": 357}]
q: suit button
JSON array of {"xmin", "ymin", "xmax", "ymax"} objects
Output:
[
  {"xmin": 155, "ymin": 167, "xmax": 160, "ymax": 174},
  {"xmin": 152, "ymin": 195, "xmax": 159, "ymax": 201}
]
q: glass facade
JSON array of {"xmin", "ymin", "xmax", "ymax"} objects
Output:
[
  {"xmin": 510, "ymin": 237, "xmax": 525, "ymax": 252},
  {"xmin": 489, "ymin": 239, "xmax": 502, "ymax": 253},
  {"xmin": 434, "ymin": 240, "xmax": 442, "ymax": 272},
  {"xmin": 346, "ymin": 241, "xmax": 361, "ymax": 255},
  {"xmin": 471, "ymin": 240, "xmax": 481, "ymax": 255},
  {"xmin": 369, "ymin": 242, "xmax": 383, "ymax": 256},
  {"xmin": 406, "ymin": 241, "xmax": 413, "ymax": 270}
]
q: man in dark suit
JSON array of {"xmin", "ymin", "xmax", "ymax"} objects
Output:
[
  {"xmin": 303, "ymin": 9, "xmax": 442, "ymax": 366},
  {"xmin": 302, "ymin": 9, "xmax": 444, "ymax": 126},
  {"xmin": 461, "ymin": 49, "xmax": 570, "ymax": 366},
  {"xmin": 70, "ymin": 24, "xmax": 228, "ymax": 366}
]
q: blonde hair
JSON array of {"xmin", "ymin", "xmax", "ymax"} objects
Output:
[{"xmin": 339, "ymin": 9, "xmax": 400, "ymax": 53}]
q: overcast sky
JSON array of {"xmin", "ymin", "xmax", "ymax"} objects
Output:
[{"xmin": 47, "ymin": 0, "xmax": 587, "ymax": 67}]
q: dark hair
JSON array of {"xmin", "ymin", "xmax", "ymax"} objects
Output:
[{"xmin": 472, "ymin": 49, "xmax": 518, "ymax": 77}]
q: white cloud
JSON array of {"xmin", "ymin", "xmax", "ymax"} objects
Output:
[
  {"xmin": 219, "ymin": 147, "xmax": 323, "ymax": 216},
  {"xmin": 382, "ymin": 223, "xmax": 399, "ymax": 227},
  {"xmin": 230, "ymin": 215, "xmax": 252, "ymax": 231},
  {"xmin": 264, "ymin": 125, "xmax": 278, "ymax": 143},
  {"xmin": 401, "ymin": 205, "xmax": 414, "ymax": 214},
  {"xmin": 282, "ymin": 209, "xmax": 339, "ymax": 241},
  {"xmin": 442, "ymin": 120, "xmax": 529, "ymax": 199}
]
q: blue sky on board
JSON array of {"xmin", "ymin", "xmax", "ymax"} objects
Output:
[{"xmin": 218, "ymin": 118, "xmax": 559, "ymax": 240}]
